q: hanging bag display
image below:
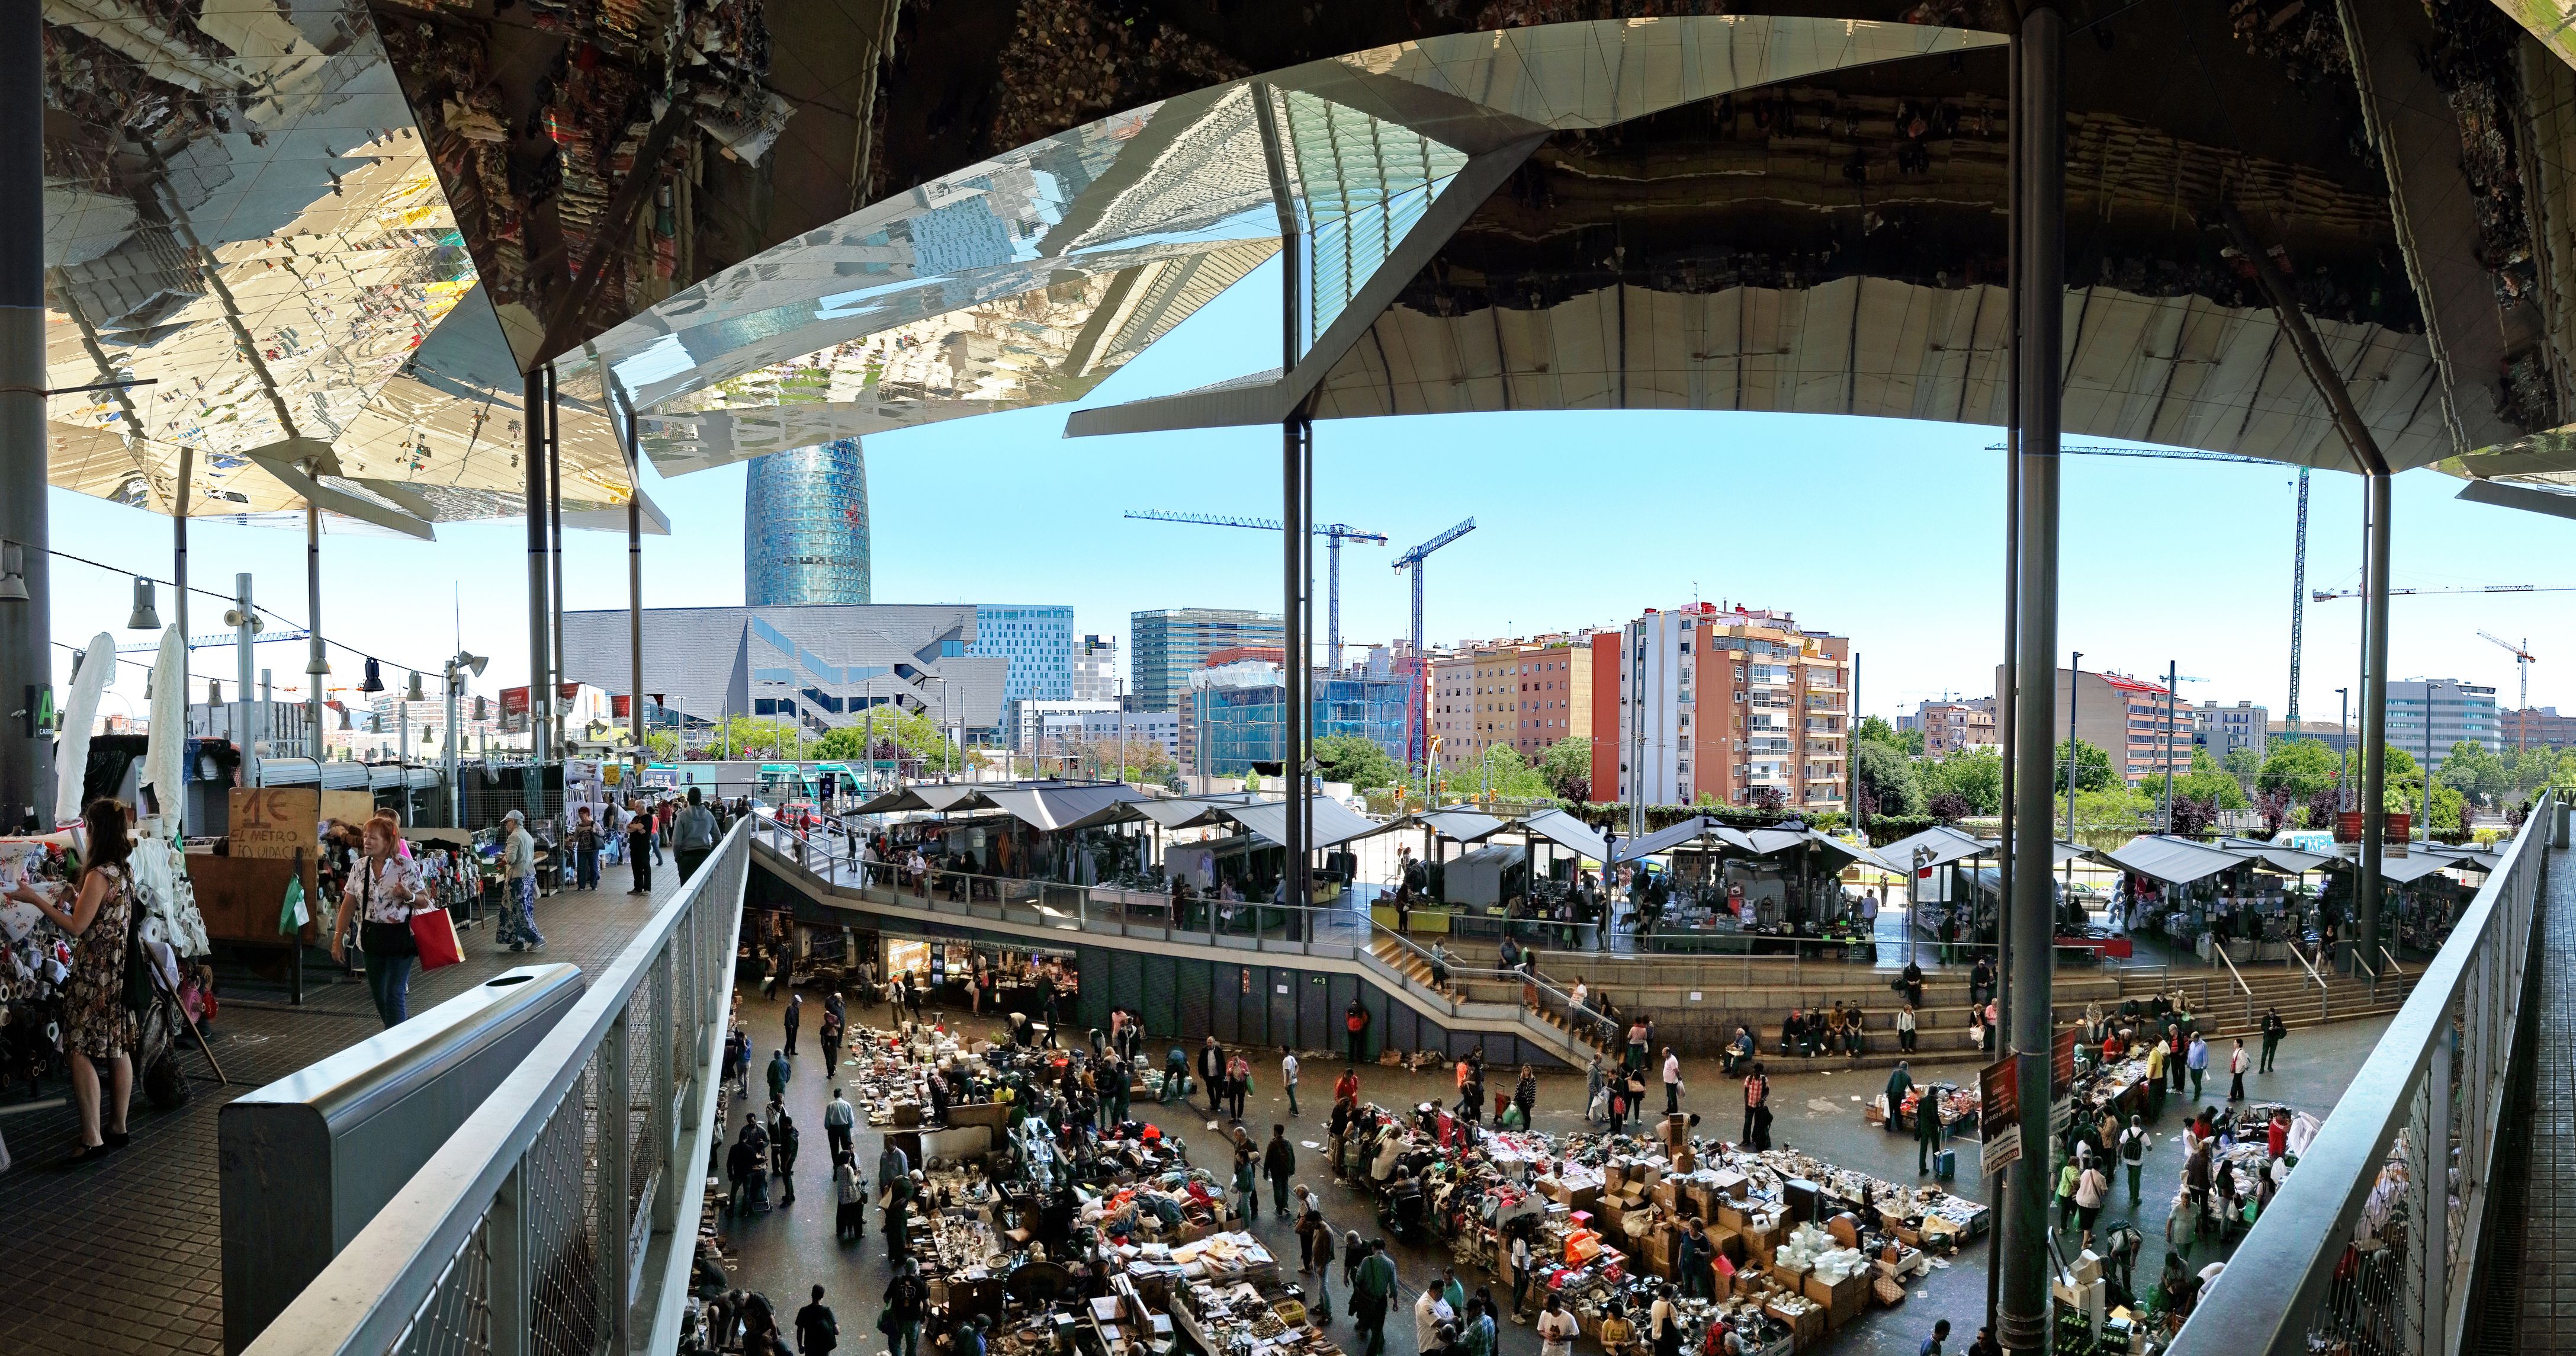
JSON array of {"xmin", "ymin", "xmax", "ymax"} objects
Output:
[{"xmin": 120, "ymin": 868, "xmax": 155, "ymax": 1014}]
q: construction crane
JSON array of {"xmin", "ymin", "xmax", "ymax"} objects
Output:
[
  {"xmin": 2311, "ymin": 582, "xmax": 2576, "ymax": 601},
  {"xmin": 1993, "ymin": 442, "xmax": 2306, "ymax": 723},
  {"xmin": 1392, "ymin": 518, "xmax": 1476, "ymax": 655},
  {"xmin": 2479, "ymin": 631, "xmax": 2538, "ymax": 749},
  {"xmin": 1124, "ymin": 509, "xmax": 1389, "ymax": 669}
]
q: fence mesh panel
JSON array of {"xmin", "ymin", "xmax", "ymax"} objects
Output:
[{"xmin": 387, "ymin": 1214, "xmax": 490, "ymax": 1356}]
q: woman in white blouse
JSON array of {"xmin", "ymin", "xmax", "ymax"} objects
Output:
[{"xmin": 332, "ymin": 813, "xmax": 424, "ymax": 1027}]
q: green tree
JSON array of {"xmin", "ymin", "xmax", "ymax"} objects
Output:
[
  {"xmin": 2221, "ymin": 745, "xmax": 2263, "ymax": 788},
  {"xmin": 2256, "ymin": 738, "xmax": 2339, "ymax": 802},
  {"xmin": 2436, "ymin": 740, "xmax": 2510, "ymax": 806},
  {"xmin": 1855, "ymin": 715, "xmax": 1923, "ymax": 756},
  {"xmin": 641, "ymin": 729, "xmax": 679, "ymax": 762},
  {"xmin": 2073, "ymin": 783, "xmax": 2156, "ymax": 829},
  {"xmin": 1853, "ymin": 740, "xmax": 1923, "ymax": 816},
  {"xmin": 1474, "ymin": 745, "xmax": 1557, "ymax": 802},
  {"xmin": 1313, "ymin": 733, "xmax": 1401, "ymax": 790},
  {"xmin": 2172, "ymin": 747, "xmax": 2249, "ymax": 810},
  {"xmin": 2055, "ymin": 738, "xmax": 2115, "ymax": 793},
  {"xmin": 1537, "ymin": 736, "xmax": 1594, "ymax": 802},
  {"xmin": 1918, "ymin": 746, "xmax": 2003, "ymax": 815},
  {"xmin": 809, "ymin": 709, "xmax": 965, "ymax": 772}
]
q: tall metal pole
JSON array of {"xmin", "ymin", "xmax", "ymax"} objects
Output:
[
  {"xmin": 627, "ymin": 408, "xmax": 645, "ymax": 764},
  {"xmin": 524, "ymin": 367, "xmax": 551, "ymax": 817},
  {"xmin": 0, "ymin": 0, "xmax": 49, "ymax": 831},
  {"xmin": 2420, "ymin": 682, "xmax": 2434, "ymax": 842},
  {"xmin": 2162, "ymin": 659, "xmax": 2179, "ymax": 832},
  {"xmin": 2065, "ymin": 650, "xmax": 2081, "ymax": 844},
  {"xmin": 174, "ymin": 445, "xmax": 192, "ymax": 674},
  {"xmin": 2338, "ymin": 688, "xmax": 2350, "ymax": 809},
  {"xmin": 304, "ymin": 475, "xmax": 327, "ymax": 763},
  {"xmin": 1327, "ymin": 531, "xmax": 1343, "ymax": 672},
  {"xmin": 236, "ymin": 575, "xmax": 259, "ymax": 787},
  {"xmin": 1999, "ymin": 10, "xmax": 2064, "ymax": 1351},
  {"xmin": 445, "ymin": 662, "xmax": 461, "ymax": 826},
  {"xmin": 2287, "ymin": 467, "xmax": 2309, "ymax": 726},
  {"xmin": 547, "ymin": 365, "xmax": 566, "ymax": 770}
]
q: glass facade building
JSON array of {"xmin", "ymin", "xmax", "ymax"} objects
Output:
[
  {"xmin": 1132, "ymin": 608, "xmax": 1284, "ymax": 713},
  {"xmin": 973, "ymin": 605, "xmax": 1075, "ymax": 705},
  {"xmin": 1190, "ymin": 665, "xmax": 1411, "ymax": 776},
  {"xmin": 744, "ymin": 439, "xmax": 871, "ymax": 606}
]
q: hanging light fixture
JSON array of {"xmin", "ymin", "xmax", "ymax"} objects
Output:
[
  {"xmin": 359, "ymin": 657, "xmax": 384, "ymax": 693},
  {"xmin": 474, "ymin": 695, "xmax": 489, "ymax": 722},
  {"xmin": 404, "ymin": 669, "xmax": 426, "ymax": 701},
  {"xmin": 127, "ymin": 577, "xmax": 162, "ymax": 630},
  {"xmin": 338, "ymin": 704, "xmax": 353, "ymax": 730},
  {"xmin": 0, "ymin": 542, "xmax": 27, "ymax": 603},
  {"xmin": 208, "ymin": 678, "xmax": 224, "ymax": 704}
]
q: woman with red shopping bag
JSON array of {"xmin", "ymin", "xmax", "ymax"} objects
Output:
[{"xmin": 332, "ymin": 813, "xmax": 442, "ymax": 1027}]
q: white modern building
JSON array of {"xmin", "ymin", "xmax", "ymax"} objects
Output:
[
  {"xmin": 1010, "ymin": 699, "xmax": 1121, "ymax": 753},
  {"xmin": 2193, "ymin": 700, "xmax": 2270, "ymax": 764},
  {"xmin": 1072, "ymin": 633, "xmax": 1119, "ymax": 704},
  {"xmin": 2387, "ymin": 679, "xmax": 2501, "ymax": 769}
]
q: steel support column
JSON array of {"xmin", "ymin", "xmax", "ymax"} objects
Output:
[
  {"xmin": 525, "ymin": 368, "xmax": 551, "ymax": 816},
  {"xmin": 0, "ymin": 0, "xmax": 49, "ymax": 830},
  {"xmin": 1283, "ymin": 412, "xmax": 1308, "ymax": 905},
  {"xmin": 1999, "ymin": 9, "xmax": 2063, "ymax": 1352},
  {"xmin": 547, "ymin": 366, "xmax": 566, "ymax": 757},
  {"xmin": 2359, "ymin": 472, "xmax": 2390, "ymax": 969},
  {"xmin": 628, "ymin": 409, "xmax": 646, "ymax": 761},
  {"xmin": 304, "ymin": 479, "xmax": 327, "ymax": 762}
]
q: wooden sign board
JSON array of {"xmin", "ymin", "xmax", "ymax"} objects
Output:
[{"xmin": 229, "ymin": 788, "xmax": 320, "ymax": 861}]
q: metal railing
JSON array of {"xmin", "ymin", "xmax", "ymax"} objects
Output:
[
  {"xmin": 2292, "ymin": 941, "xmax": 2331, "ymax": 1022},
  {"xmin": 753, "ymin": 818, "xmax": 1374, "ymax": 960},
  {"xmin": 2170, "ymin": 790, "xmax": 2552, "ymax": 1356},
  {"xmin": 245, "ymin": 819, "xmax": 752, "ymax": 1356},
  {"xmin": 2212, "ymin": 935, "xmax": 2256, "ymax": 1030}
]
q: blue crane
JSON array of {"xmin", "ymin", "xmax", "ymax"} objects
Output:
[
  {"xmin": 1123, "ymin": 509, "xmax": 1388, "ymax": 669},
  {"xmin": 1392, "ymin": 518, "xmax": 1476, "ymax": 656}
]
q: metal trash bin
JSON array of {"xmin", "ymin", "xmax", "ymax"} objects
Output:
[{"xmin": 220, "ymin": 964, "xmax": 584, "ymax": 1352}]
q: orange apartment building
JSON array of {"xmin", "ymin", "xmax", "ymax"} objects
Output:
[
  {"xmin": 1429, "ymin": 635, "xmax": 1595, "ymax": 774},
  {"xmin": 1994, "ymin": 665, "xmax": 2183, "ymax": 786},
  {"xmin": 1590, "ymin": 604, "xmax": 1852, "ymax": 809},
  {"xmin": 1917, "ymin": 699, "xmax": 1998, "ymax": 756}
]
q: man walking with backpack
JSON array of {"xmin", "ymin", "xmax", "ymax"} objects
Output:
[{"xmin": 796, "ymin": 1286, "xmax": 838, "ymax": 1356}]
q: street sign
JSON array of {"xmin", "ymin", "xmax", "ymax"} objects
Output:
[{"xmin": 1979, "ymin": 1056, "xmax": 2020, "ymax": 1174}]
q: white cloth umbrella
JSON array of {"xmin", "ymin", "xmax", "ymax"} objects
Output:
[
  {"xmin": 142, "ymin": 624, "xmax": 189, "ymax": 834},
  {"xmin": 52, "ymin": 631, "xmax": 118, "ymax": 826}
]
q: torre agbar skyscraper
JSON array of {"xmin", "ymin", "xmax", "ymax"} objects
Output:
[{"xmin": 744, "ymin": 439, "xmax": 872, "ymax": 606}]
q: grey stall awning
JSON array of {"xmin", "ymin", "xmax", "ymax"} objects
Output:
[
  {"xmin": 1616, "ymin": 816, "xmax": 1756, "ymax": 861},
  {"xmin": 1876, "ymin": 825, "xmax": 1992, "ymax": 871},
  {"xmin": 1514, "ymin": 809, "xmax": 1610, "ymax": 862},
  {"xmin": 1223, "ymin": 797, "xmax": 1395, "ymax": 851},
  {"xmin": 1128, "ymin": 792, "xmax": 1267, "ymax": 831},
  {"xmin": 979, "ymin": 784, "xmax": 1150, "ymax": 833},
  {"xmin": 2217, "ymin": 837, "xmax": 2337, "ymax": 873},
  {"xmin": 1403, "ymin": 806, "xmax": 1509, "ymax": 844},
  {"xmin": 2097, "ymin": 835, "xmax": 2251, "ymax": 887}
]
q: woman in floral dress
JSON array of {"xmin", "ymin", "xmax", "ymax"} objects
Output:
[{"xmin": 6, "ymin": 798, "xmax": 139, "ymax": 1162}]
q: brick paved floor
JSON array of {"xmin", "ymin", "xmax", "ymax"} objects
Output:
[{"xmin": 0, "ymin": 853, "xmax": 696, "ymax": 1356}]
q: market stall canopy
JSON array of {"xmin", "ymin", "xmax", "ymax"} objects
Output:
[
  {"xmin": 1222, "ymin": 797, "xmax": 1393, "ymax": 852},
  {"xmin": 1615, "ymin": 816, "xmax": 1756, "ymax": 862},
  {"xmin": 1796, "ymin": 831, "xmax": 1901, "ymax": 874},
  {"xmin": 2096, "ymin": 835, "xmax": 2251, "ymax": 887},
  {"xmin": 1512, "ymin": 809, "xmax": 1609, "ymax": 862},
  {"xmin": 1877, "ymin": 825, "xmax": 1990, "ymax": 872},
  {"xmin": 2417, "ymin": 842, "xmax": 2501, "ymax": 871},
  {"xmin": 1128, "ymin": 793, "xmax": 1268, "ymax": 832},
  {"xmin": 979, "ymin": 784, "xmax": 1151, "ymax": 834},
  {"xmin": 2375, "ymin": 854, "xmax": 2469, "ymax": 885},
  {"xmin": 2218, "ymin": 838, "xmax": 2338, "ymax": 873},
  {"xmin": 1402, "ymin": 806, "xmax": 1508, "ymax": 845},
  {"xmin": 850, "ymin": 783, "xmax": 998, "ymax": 815}
]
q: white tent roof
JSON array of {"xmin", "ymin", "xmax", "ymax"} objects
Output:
[
  {"xmin": 1222, "ymin": 797, "xmax": 1395, "ymax": 852},
  {"xmin": 1515, "ymin": 809, "xmax": 1610, "ymax": 861}
]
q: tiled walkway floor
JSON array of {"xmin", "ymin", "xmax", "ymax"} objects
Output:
[
  {"xmin": 2506, "ymin": 845, "xmax": 2575, "ymax": 1349},
  {"xmin": 0, "ymin": 851, "xmax": 698, "ymax": 1356}
]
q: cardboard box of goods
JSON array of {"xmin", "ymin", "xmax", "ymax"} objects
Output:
[
  {"xmin": 1536, "ymin": 1175, "xmax": 1569, "ymax": 1204},
  {"xmin": 1710, "ymin": 1169, "xmax": 1749, "ymax": 1201},
  {"xmin": 1604, "ymin": 1162, "xmax": 1627, "ymax": 1190},
  {"xmin": 1717, "ymin": 1200, "xmax": 1749, "ymax": 1231},
  {"xmin": 1598, "ymin": 1198, "xmax": 1626, "ymax": 1230},
  {"xmin": 1875, "ymin": 1246, "xmax": 1923, "ymax": 1280},
  {"xmin": 1741, "ymin": 1222, "xmax": 1780, "ymax": 1266},
  {"xmin": 1800, "ymin": 1272, "xmax": 1836, "ymax": 1309},
  {"xmin": 1894, "ymin": 1223, "xmax": 1923, "ymax": 1249},
  {"xmin": 1652, "ymin": 1181, "xmax": 1681, "ymax": 1211},
  {"xmin": 1177, "ymin": 1220, "xmax": 1210, "ymax": 1243},
  {"xmin": 1828, "ymin": 1274, "xmax": 1868, "ymax": 1327},
  {"xmin": 1627, "ymin": 1161, "xmax": 1664, "ymax": 1189},
  {"xmin": 1569, "ymin": 1184, "xmax": 1604, "ymax": 1214},
  {"xmin": 1671, "ymin": 1147, "xmax": 1700, "ymax": 1174},
  {"xmin": 1707, "ymin": 1225, "xmax": 1742, "ymax": 1263},
  {"xmin": 1619, "ymin": 1184, "xmax": 1650, "ymax": 1208}
]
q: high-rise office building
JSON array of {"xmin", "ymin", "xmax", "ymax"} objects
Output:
[
  {"xmin": 1131, "ymin": 608, "xmax": 1284, "ymax": 713},
  {"xmin": 972, "ymin": 606, "xmax": 1076, "ymax": 706},
  {"xmin": 743, "ymin": 440, "xmax": 870, "ymax": 606},
  {"xmin": 2388, "ymin": 679, "xmax": 2500, "ymax": 768}
]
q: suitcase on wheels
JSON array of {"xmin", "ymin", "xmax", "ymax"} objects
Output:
[{"xmin": 1933, "ymin": 1149, "xmax": 1956, "ymax": 1180}]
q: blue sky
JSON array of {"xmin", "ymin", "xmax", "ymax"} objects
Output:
[{"xmin": 42, "ymin": 257, "xmax": 2576, "ymax": 727}]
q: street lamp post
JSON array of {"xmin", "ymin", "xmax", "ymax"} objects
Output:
[{"xmin": 2337, "ymin": 688, "xmax": 2350, "ymax": 810}]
